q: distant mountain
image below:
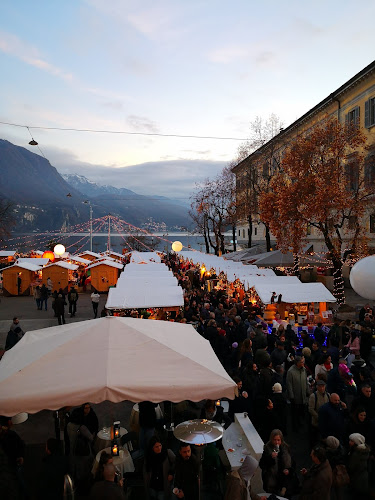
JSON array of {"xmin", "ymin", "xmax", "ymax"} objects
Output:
[
  {"xmin": 0, "ymin": 140, "xmax": 192, "ymax": 233},
  {"xmin": 62, "ymin": 173, "xmax": 140, "ymax": 199}
]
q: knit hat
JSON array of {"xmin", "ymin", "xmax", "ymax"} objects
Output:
[
  {"xmin": 232, "ymin": 342, "xmax": 238, "ymax": 349},
  {"xmin": 349, "ymin": 433, "xmax": 366, "ymax": 448},
  {"xmin": 326, "ymin": 436, "xmax": 340, "ymax": 449},
  {"xmin": 238, "ymin": 455, "xmax": 259, "ymax": 482},
  {"xmin": 272, "ymin": 383, "xmax": 282, "ymax": 393}
]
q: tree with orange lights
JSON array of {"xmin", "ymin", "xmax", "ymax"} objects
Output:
[{"xmin": 259, "ymin": 118, "xmax": 375, "ymax": 304}]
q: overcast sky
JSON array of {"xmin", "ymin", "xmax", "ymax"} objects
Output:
[{"xmin": 1, "ymin": 0, "xmax": 374, "ymax": 199}]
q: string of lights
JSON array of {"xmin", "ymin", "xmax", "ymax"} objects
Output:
[{"xmin": 0, "ymin": 119, "xmax": 247, "ymax": 142}]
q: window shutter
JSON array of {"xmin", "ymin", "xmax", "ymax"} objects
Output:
[
  {"xmin": 354, "ymin": 106, "xmax": 360, "ymax": 124},
  {"xmin": 365, "ymin": 99, "xmax": 370, "ymax": 128}
]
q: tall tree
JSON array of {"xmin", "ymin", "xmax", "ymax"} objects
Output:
[
  {"xmin": 190, "ymin": 169, "xmax": 236, "ymax": 255},
  {"xmin": 231, "ymin": 114, "xmax": 284, "ymax": 249},
  {"xmin": 259, "ymin": 117, "xmax": 375, "ymax": 304}
]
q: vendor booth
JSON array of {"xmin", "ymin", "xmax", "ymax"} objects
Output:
[
  {"xmin": 41, "ymin": 261, "xmax": 79, "ymax": 293},
  {"xmin": 0, "ymin": 316, "xmax": 237, "ymax": 415},
  {"xmin": 87, "ymin": 259, "xmax": 124, "ymax": 292},
  {"xmin": 1, "ymin": 261, "xmax": 42, "ymax": 296}
]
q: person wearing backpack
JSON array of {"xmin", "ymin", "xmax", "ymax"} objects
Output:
[
  {"xmin": 68, "ymin": 287, "xmax": 78, "ymax": 317},
  {"xmin": 308, "ymin": 379, "xmax": 330, "ymax": 446}
]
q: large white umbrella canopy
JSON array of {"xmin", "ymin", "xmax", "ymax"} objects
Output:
[{"xmin": 0, "ymin": 317, "xmax": 237, "ymax": 415}]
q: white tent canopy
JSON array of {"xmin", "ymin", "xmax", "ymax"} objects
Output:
[
  {"xmin": 254, "ymin": 282, "xmax": 336, "ymax": 304},
  {"xmin": 0, "ymin": 317, "xmax": 237, "ymax": 415},
  {"xmin": 106, "ymin": 286, "xmax": 184, "ymax": 309},
  {"xmin": 130, "ymin": 251, "xmax": 161, "ymax": 263}
]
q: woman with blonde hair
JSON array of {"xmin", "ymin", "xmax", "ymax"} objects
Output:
[{"xmin": 259, "ymin": 429, "xmax": 292, "ymax": 497}]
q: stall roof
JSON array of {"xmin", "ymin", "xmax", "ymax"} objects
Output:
[
  {"xmin": 130, "ymin": 251, "xmax": 162, "ymax": 263},
  {"xmin": 86, "ymin": 259, "xmax": 124, "ymax": 270},
  {"xmin": 17, "ymin": 258, "xmax": 50, "ymax": 266},
  {"xmin": 1, "ymin": 262, "xmax": 42, "ymax": 272},
  {"xmin": 0, "ymin": 251, "xmax": 16, "ymax": 257},
  {"xmin": 78, "ymin": 250, "xmax": 102, "ymax": 258},
  {"xmin": 254, "ymin": 281, "xmax": 336, "ymax": 304},
  {"xmin": 102, "ymin": 250, "xmax": 124, "ymax": 258},
  {"xmin": 106, "ymin": 285, "xmax": 184, "ymax": 309},
  {"xmin": 0, "ymin": 317, "xmax": 237, "ymax": 414},
  {"xmin": 68, "ymin": 255, "xmax": 92, "ymax": 265},
  {"xmin": 43, "ymin": 261, "xmax": 79, "ymax": 271}
]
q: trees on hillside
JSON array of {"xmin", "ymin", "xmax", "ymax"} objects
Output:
[
  {"xmin": 0, "ymin": 200, "xmax": 16, "ymax": 242},
  {"xmin": 259, "ymin": 117, "xmax": 375, "ymax": 303}
]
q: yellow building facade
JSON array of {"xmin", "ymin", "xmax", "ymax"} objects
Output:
[{"xmin": 232, "ymin": 60, "xmax": 375, "ymax": 251}]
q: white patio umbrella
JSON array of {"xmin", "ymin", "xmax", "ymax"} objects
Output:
[{"xmin": 0, "ymin": 317, "xmax": 237, "ymax": 415}]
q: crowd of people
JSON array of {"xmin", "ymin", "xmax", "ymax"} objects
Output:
[{"xmin": 1, "ymin": 253, "xmax": 375, "ymax": 499}]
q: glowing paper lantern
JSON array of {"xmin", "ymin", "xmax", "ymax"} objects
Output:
[
  {"xmin": 349, "ymin": 256, "xmax": 375, "ymax": 300},
  {"xmin": 172, "ymin": 241, "xmax": 183, "ymax": 252},
  {"xmin": 54, "ymin": 244, "xmax": 66, "ymax": 255},
  {"xmin": 42, "ymin": 250, "xmax": 55, "ymax": 262}
]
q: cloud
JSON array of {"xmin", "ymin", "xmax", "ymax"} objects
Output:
[
  {"xmin": 126, "ymin": 115, "xmax": 160, "ymax": 133},
  {"xmin": 46, "ymin": 144, "xmax": 225, "ymax": 198},
  {"xmin": 0, "ymin": 30, "xmax": 73, "ymax": 82}
]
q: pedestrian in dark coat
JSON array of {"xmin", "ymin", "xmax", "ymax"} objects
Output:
[
  {"xmin": 299, "ymin": 446, "xmax": 332, "ymax": 500},
  {"xmin": 318, "ymin": 393, "xmax": 348, "ymax": 441},
  {"xmin": 173, "ymin": 443, "xmax": 199, "ymax": 500},
  {"xmin": 54, "ymin": 292, "xmax": 66, "ymax": 325},
  {"xmin": 346, "ymin": 433, "xmax": 370, "ymax": 499}
]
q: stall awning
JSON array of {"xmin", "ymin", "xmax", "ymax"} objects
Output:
[{"xmin": 254, "ymin": 281, "xmax": 336, "ymax": 304}]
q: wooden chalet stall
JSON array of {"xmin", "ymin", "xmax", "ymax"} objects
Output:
[
  {"xmin": 77, "ymin": 251, "xmax": 102, "ymax": 263},
  {"xmin": 1, "ymin": 262, "xmax": 42, "ymax": 296},
  {"xmin": 87, "ymin": 259, "xmax": 123, "ymax": 293},
  {"xmin": 0, "ymin": 251, "xmax": 16, "ymax": 266},
  {"xmin": 42, "ymin": 261, "xmax": 79, "ymax": 294}
]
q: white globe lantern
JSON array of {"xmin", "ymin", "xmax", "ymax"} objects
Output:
[
  {"xmin": 54, "ymin": 244, "xmax": 66, "ymax": 256},
  {"xmin": 349, "ymin": 256, "xmax": 375, "ymax": 300},
  {"xmin": 172, "ymin": 241, "xmax": 183, "ymax": 252}
]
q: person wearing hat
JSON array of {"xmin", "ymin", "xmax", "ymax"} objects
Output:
[
  {"xmin": 347, "ymin": 433, "xmax": 370, "ymax": 498},
  {"xmin": 308, "ymin": 379, "xmax": 330, "ymax": 446},
  {"xmin": 224, "ymin": 455, "xmax": 267, "ymax": 500}
]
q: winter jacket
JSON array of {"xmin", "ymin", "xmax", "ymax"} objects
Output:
[
  {"xmin": 299, "ymin": 459, "xmax": 332, "ymax": 500},
  {"xmin": 286, "ymin": 364, "xmax": 309, "ymax": 404},
  {"xmin": 346, "ymin": 444, "xmax": 370, "ymax": 495}
]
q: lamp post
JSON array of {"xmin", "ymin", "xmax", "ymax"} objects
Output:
[{"xmin": 83, "ymin": 201, "xmax": 93, "ymax": 252}]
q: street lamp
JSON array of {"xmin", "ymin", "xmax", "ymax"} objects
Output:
[{"xmin": 83, "ymin": 200, "xmax": 93, "ymax": 252}]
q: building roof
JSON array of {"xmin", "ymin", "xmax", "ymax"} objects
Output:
[
  {"xmin": 0, "ymin": 251, "xmax": 16, "ymax": 257},
  {"xmin": 232, "ymin": 59, "xmax": 375, "ymax": 172}
]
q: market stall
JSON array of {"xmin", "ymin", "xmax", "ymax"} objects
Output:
[
  {"xmin": 0, "ymin": 316, "xmax": 237, "ymax": 415},
  {"xmin": 87, "ymin": 259, "xmax": 124, "ymax": 292},
  {"xmin": 1, "ymin": 262, "xmax": 42, "ymax": 296},
  {"xmin": 41, "ymin": 261, "xmax": 79, "ymax": 293}
]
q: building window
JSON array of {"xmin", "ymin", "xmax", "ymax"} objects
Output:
[
  {"xmin": 254, "ymin": 227, "xmax": 257, "ymax": 236},
  {"xmin": 364, "ymin": 154, "xmax": 375, "ymax": 184},
  {"xmin": 247, "ymin": 229, "xmax": 249, "ymax": 236},
  {"xmin": 365, "ymin": 97, "xmax": 375, "ymax": 128},
  {"xmin": 348, "ymin": 216, "xmax": 357, "ymax": 230},
  {"xmin": 238, "ymin": 230, "xmax": 240, "ymax": 237},
  {"xmin": 370, "ymin": 214, "xmax": 375, "ymax": 233},
  {"xmin": 345, "ymin": 162, "xmax": 359, "ymax": 192},
  {"xmin": 346, "ymin": 106, "xmax": 360, "ymax": 125}
]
